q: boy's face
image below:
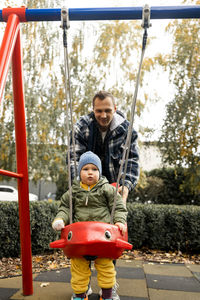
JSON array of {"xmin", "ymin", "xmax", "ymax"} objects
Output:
[{"xmin": 80, "ymin": 163, "xmax": 99, "ymax": 186}]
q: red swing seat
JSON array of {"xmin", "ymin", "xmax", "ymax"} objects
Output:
[
  {"xmin": 50, "ymin": 221, "xmax": 132, "ymax": 259},
  {"xmin": 50, "ymin": 182, "xmax": 132, "ymax": 259}
]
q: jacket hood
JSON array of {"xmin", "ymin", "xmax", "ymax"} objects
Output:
[
  {"xmin": 72, "ymin": 176, "xmax": 109, "ymax": 193},
  {"xmin": 88, "ymin": 110, "xmax": 125, "ymax": 132},
  {"xmin": 110, "ymin": 111, "xmax": 125, "ymax": 131}
]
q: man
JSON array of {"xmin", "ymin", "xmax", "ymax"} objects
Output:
[{"xmin": 69, "ymin": 90, "xmax": 139, "ymax": 204}]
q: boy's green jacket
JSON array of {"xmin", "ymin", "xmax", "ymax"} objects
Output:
[{"xmin": 54, "ymin": 176, "xmax": 127, "ymax": 225}]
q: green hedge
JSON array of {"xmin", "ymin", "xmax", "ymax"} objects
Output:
[
  {"xmin": 0, "ymin": 202, "xmax": 20, "ymax": 258},
  {"xmin": 0, "ymin": 201, "xmax": 59, "ymax": 258},
  {"xmin": 129, "ymin": 168, "xmax": 200, "ymax": 205},
  {"xmin": 1, "ymin": 201, "xmax": 200, "ymax": 258},
  {"xmin": 127, "ymin": 203, "xmax": 200, "ymax": 252},
  {"xmin": 30, "ymin": 201, "xmax": 58, "ymax": 255}
]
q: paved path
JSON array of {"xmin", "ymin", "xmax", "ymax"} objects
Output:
[{"xmin": 1, "ymin": 259, "xmax": 200, "ymax": 299}]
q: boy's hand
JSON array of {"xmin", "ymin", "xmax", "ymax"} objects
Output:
[
  {"xmin": 118, "ymin": 186, "xmax": 129, "ymax": 205},
  {"xmin": 52, "ymin": 219, "xmax": 65, "ymax": 231},
  {"xmin": 115, "ymin": 222, "xmax": 127, "ymax": 235}
]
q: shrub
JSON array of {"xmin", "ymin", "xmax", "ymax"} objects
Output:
[
  {"xmin": 55, "ymin": 171, "xmax": 68, "ymax": 200},
  {"xmin": 0, "ymin": 201, "xmax": 59, "ymax": 258},
  {"xmin": 30, "ymin": 201, "xmax": 59, "ymax": 255},
  {"xmin": 127, "ymin": 203, "xmax": 200, "ymax": 252},
  {"xmin": 128, "ymin": 167, "xmax": 200, "ymax": 205},
  {"xmin": 0, "ymin": 202, "xmax": 20, "ymax": 258},
  {"xmin": 1, "ymin": 201, "xmax": 200, "ymax": 258}
]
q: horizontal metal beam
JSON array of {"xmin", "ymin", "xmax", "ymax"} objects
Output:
[{"xmin": 0, "ymin": 6, "xmax": 199, "ymax": 22}]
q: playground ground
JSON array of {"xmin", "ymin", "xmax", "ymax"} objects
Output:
[{"xmin": 1, "ymin": 258, "xmax": 200, "ymax": 300}]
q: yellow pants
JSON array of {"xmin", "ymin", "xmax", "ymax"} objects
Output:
[{"xmin": 70, "ymin": 257, "xmax": 116, "ymax": 294}]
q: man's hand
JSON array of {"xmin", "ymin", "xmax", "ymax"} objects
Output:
[
  {"xmin": 118, "ymin": 185, "xmax": 129, "ymax": 205},
  {"xmin": 115, "ymin": 222, "xmax": 127, "ymax": 235}
]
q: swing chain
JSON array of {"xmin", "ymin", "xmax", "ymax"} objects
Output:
[
  {"xmin": 60, "ymin": 6, "xmax": 76, "ymax": 224},
  {"xmin": 141, "ymin": 4, "xmax": 151, "ymax": 29},
  {"xmin": 61, "ymin": 7, "xmax": 70, "ymax": 30},
  {"xmin": 111, "ymin": 5, "xmax": 151, "ymax": 224},
  {"xmin": 61, "ymin": 8, "xmax": 70, "ymax": 48},
  {"xmin": 141, "ymin": 4, "xmax": 151, "ymax": 50},
  {"xmin": 121, "ymin": 4, "xmax": 151, "ymax": 189}
]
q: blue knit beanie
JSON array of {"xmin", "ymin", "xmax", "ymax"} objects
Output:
[{"xmin": 78, "ymin": 151, "xmax": 102, "ymax": 177}]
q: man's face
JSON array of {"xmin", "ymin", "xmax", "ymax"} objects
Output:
[{"xmin": 93, "ymin": 97, "xmax": 116, "ymax": 131}]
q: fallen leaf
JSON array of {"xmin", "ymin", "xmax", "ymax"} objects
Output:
[{"xmin": 40, "ymin": 282, "xmax": 50, "ymax": 288}]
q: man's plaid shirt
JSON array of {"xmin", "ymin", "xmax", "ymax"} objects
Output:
[{"xmin": 69, "ymin": 111, "xmax": 139, "ymax": 191}]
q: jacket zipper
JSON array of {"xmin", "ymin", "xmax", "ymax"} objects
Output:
[{"xmin": 85, "ymin": 186, "xmax": 90, "ymax": 205}]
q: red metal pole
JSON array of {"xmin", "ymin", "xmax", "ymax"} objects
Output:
[
  {"xmin": 0, "ymin": 169, "xmax": 23, "ymax": 179},
  {"xmin": 11, "ymin": 15, "xmax": 33, "ymax": 296},
  {"xmin": 0, "ymin": 14, "xmax": 19, "ymax": 103}
]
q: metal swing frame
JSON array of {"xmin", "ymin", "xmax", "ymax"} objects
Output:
[{"xmin": 0, "ymin": 5, "xmax": 199, "ymax": 296}]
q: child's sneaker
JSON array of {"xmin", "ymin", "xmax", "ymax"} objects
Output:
[
  {"xmin": 99, "ymin": 283, "xmax": 120, "ymax": 300},
  {"xmin": 99, "ymin": 298, "xmax": 120, "ymax": 300},
  {"xmin": 86, "ymin": 283, "xmax": 92, "ymax": 296},
  {"xmin": 111, "ymin": 283, "xmax": 120, "ymax": 300}
]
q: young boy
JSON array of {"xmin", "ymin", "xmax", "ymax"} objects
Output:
[{"xmin": 52, "ymin": 151, "xmax": 127, "ymax": 300}]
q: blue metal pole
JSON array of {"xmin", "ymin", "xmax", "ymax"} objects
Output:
[{"xmin": 0, "ymin": 6, "xmax": 200, "ymax": 22}]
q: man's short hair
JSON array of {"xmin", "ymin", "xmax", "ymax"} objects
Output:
[{"xmin": 92, "ymin": 91, "xmax": 115, "ymax": 107}]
